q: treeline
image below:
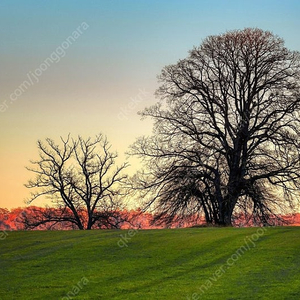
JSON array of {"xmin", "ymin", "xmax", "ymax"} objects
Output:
[
  {"xmin": 0, "ymin": 207, "xmax": 203, "ymax": 231},
  {"xmin": 0, "ymin": 207, "xmax": 299, "ymax": 231}
]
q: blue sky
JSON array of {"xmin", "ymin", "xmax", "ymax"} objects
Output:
[{"xmin": 0, "ymin": 0, "xmax": 300, "ymax": 208}]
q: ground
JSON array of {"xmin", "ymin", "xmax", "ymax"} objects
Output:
[{"xmin": 0, "ymin": 227, "xmax": 299, "ymax": 299}]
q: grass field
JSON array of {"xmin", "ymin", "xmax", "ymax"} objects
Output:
[{"xmin": 0, "ymin": 227, "xmax": 299, "ymax": 299}]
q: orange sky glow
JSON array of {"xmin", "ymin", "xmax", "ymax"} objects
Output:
[{"xmin": 1, "ymin": 0, "xmax": 300, "ymax": 209}]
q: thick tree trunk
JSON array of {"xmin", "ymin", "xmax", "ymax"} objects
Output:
[
  {"xmin": 217, "ymin": 193, "xmax": 238, "ymax": 226},
  {"xmin": 218, "ymin": 212, "xmax": 233, "ymax": 226}
]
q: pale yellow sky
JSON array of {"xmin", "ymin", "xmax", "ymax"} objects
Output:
[{"xmin": 1, "ymin": 0, "xmax": 300, "ymax": 209}]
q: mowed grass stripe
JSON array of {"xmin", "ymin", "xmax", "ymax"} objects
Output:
[{"xmin": 0, "ymin": 227, "xmax": 299, "ymax": 299}]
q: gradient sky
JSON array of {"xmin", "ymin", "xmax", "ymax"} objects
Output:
[{"xmin": 1, "ymin": 0, "xmax": 300, "ymax": 209}]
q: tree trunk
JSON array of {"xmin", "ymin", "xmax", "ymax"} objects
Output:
[
  {"xmin": 217, "ymin": 193, "xmax": 237, "ymax": 226},
  {"xmin": 86, "ymin": 211, "xmax": 93, "ymax": 230},
  {"xmin": 77, "ymin": 222, "xmax": 84, "ymax": 230}
]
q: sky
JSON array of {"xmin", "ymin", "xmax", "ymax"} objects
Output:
[{"xmin": 0, "ymin": 0, "xmax": 300, "ymax": 209}]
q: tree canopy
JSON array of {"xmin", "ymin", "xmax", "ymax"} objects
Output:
[
  {"xmin": 131, "ymin": 28, "xmax": 300, "ymax": 226},
  {"xmin": 25, "ymin": 134, "xmax": 128, "ymax": 230}
]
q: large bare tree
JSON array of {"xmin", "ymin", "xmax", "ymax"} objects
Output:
[
  {"xmin": 131, "ymin": 28, "xmax": 300, "ymax": 226},
  {"xmin": 25, "ymin": 134, "xmax": 128, "ymax": 230}
]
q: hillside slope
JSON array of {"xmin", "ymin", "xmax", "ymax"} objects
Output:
[{"xmin": 0, "ymin": 227, "xmax": 299, "ymax": 299}]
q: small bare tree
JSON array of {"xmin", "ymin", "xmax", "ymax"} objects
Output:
[{"xmin": 25, "ymin": 134, "xmax": 128, "ymax": 230}]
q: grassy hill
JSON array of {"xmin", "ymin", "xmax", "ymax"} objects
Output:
[{"xmin": 0, "ymin": 227, "xmax": 299, "ymax": 299}]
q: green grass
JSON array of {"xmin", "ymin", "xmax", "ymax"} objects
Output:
[{"xmin": 0, "ymin": 227, "xmax": 299, "ymax": 299}]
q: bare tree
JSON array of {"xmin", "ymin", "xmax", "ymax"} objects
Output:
[
  {"xmin": 131, "ymin": 28, "xmax": 300, "ymax": 226},
  {"xmin": 25, "ymin": 134, "xmax": 128, "ymax": 230}
]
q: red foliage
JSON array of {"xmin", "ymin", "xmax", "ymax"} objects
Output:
[{"xmin": 0, "ymin": 206, "xmax": 299, "ymax": 230}]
